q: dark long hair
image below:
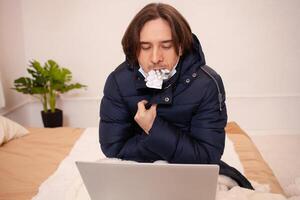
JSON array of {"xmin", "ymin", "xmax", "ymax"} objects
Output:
[{"xmin": 122, "ymin": 3, "xmax": 193, "ymax": 65}]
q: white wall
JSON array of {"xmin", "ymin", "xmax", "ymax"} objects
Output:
[
  {"xmin": 1, "ymin": 0, "xmax": 300, "ymax": 133},
  {"xmin": 0, "ymin": 0, "xmax": 30, "ymax": 116}
]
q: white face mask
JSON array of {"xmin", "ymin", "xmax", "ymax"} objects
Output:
[{"xmin": 138, "ymin": 59, "xmax": 179, "ymax": 89}]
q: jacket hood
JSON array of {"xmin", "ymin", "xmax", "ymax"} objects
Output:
[
  {"xmin": 191, "ymin": 33, "xmax": 206, "ymax": 66},
  {"xmin": 177, "ymin": 33, "xmax": 206, "ymax": 75}
]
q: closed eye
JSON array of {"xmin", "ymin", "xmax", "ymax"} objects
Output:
[
  {"xmin": 140, "ymin": 44, "xmax": 151, "ymax": 50},
  {"xmin": 161, "ymin": 41, "xmax": 173, "ymax": 49},
  {"xmin": 141, "ymin": 46, "xmax": 151, "ymax": 50},
  {"xmin": 161, "ymin": 44, "xmax": 173, "ymax": 49}
]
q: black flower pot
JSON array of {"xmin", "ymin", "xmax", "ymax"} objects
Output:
[{"xmin": 41, "ymin": 109, "xmax": 63, "ymax": 128}]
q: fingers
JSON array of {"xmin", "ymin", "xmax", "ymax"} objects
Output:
[
  {"xmin": 137, "ymin": 100, "xmax": 148, "ymax": 112},
  {"xmin": 150, "ymin": 104, "xmax": 157, "ymax": 111},
  {"xmin": 134, "ymin": 102, "xmax": 157, "ymax": 134},
  {"xmin": 139, "ymin": 100, "xmax": 148, "ymax": 104},
  {"xmin": 137, "ymin": 100, "xmax": 157, "ymax": 112}
]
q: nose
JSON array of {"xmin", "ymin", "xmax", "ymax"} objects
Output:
[{"xmin": 151, "ymin": 47, "xmax": 163, "ymax": 65}]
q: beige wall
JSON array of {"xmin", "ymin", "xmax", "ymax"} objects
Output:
[{"xmin": 1, "ymin": 0, "xmax": 300, "ymax": 132}]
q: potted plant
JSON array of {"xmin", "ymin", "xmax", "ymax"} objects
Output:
[{"xmin": 12, "ymin": 59, "xmax": 86, "ymax": 127}]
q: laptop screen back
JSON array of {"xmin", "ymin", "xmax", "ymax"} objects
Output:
[{"xmin": 76, "ymin": 161, "xmax": 219, "ymax": 200}]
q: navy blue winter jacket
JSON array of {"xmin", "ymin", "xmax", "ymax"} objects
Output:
[
  {"xmin": 99, "ymin": 34, "xmax": 253, "ymax": 189},
  {"xmin": 100, "ymin": 34, "xmax": 227, "ymax": 163}
]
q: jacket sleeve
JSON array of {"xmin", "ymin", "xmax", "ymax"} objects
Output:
[
  {"xmin": 99, "ymin": 72, "xmax": 160, "ymax": 162},
  {"xmin": 142, "ymin": 75, "xmax": 227, "ymax": 164}
]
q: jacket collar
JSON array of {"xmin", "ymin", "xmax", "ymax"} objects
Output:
[{"xmin": 133, "ymin": 64, "xmax": 179, "ymax": 105}]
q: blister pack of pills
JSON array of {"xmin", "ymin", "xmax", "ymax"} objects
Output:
[{"xmin": 145, "ymin": 69, "xmax": 171, "ymax": 89}]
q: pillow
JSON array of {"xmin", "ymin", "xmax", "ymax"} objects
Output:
[{"xmin": 0, "ymin": 115, "xmax": 29, "ymax": 145}]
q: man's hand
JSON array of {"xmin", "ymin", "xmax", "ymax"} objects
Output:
[{"xmin": 134, "ymin": 100, "xmax": 157, "ymax": 134}]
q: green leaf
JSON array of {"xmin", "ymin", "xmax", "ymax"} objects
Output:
[{"xmin": 12, "ymin": 59, "xmax": 87, "ymax": 111}]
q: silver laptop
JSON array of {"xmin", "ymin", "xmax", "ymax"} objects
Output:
[{"xmin": 76, "ymin": 161, "xmax": 219, "ymax": 200}]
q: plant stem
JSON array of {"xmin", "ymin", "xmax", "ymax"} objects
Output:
[
  {"xmin": 49, "ymin": 89, "xmax": 56, "ymax": 113},
  {"xmin": 42, "ymin": 94, "xmax": 48, "ymax": 112}
]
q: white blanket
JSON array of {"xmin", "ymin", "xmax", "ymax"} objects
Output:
[{"xmin": 32, "ymin": 128, "xmax": 297, "ymax": 200}]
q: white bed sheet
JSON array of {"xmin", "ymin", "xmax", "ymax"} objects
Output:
[{"xmin": 32, "ymin": 128, "xmax": 290, "ymax": 200}]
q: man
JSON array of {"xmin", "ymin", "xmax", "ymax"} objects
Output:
[{"xmin": 99, "ymin": 3, "xmax": 253, "ymax": 189}]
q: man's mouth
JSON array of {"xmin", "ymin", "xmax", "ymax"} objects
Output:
[
  {"xmin": 154, "ymin": 66, "xmax": 169, "ymax": 71},
  {"xmin": 151, "ymin": 65, "xmax": 167, "ymax": 70}
]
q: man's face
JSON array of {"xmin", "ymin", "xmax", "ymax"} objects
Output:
[{"xmin": 138, "ymin": 18, "xmax": 181, "ymax": 73}]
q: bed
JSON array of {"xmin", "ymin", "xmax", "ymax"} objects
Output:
[{"xmin": 0, "ymin": 121, "xmax": 285, "ymax": 200}]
